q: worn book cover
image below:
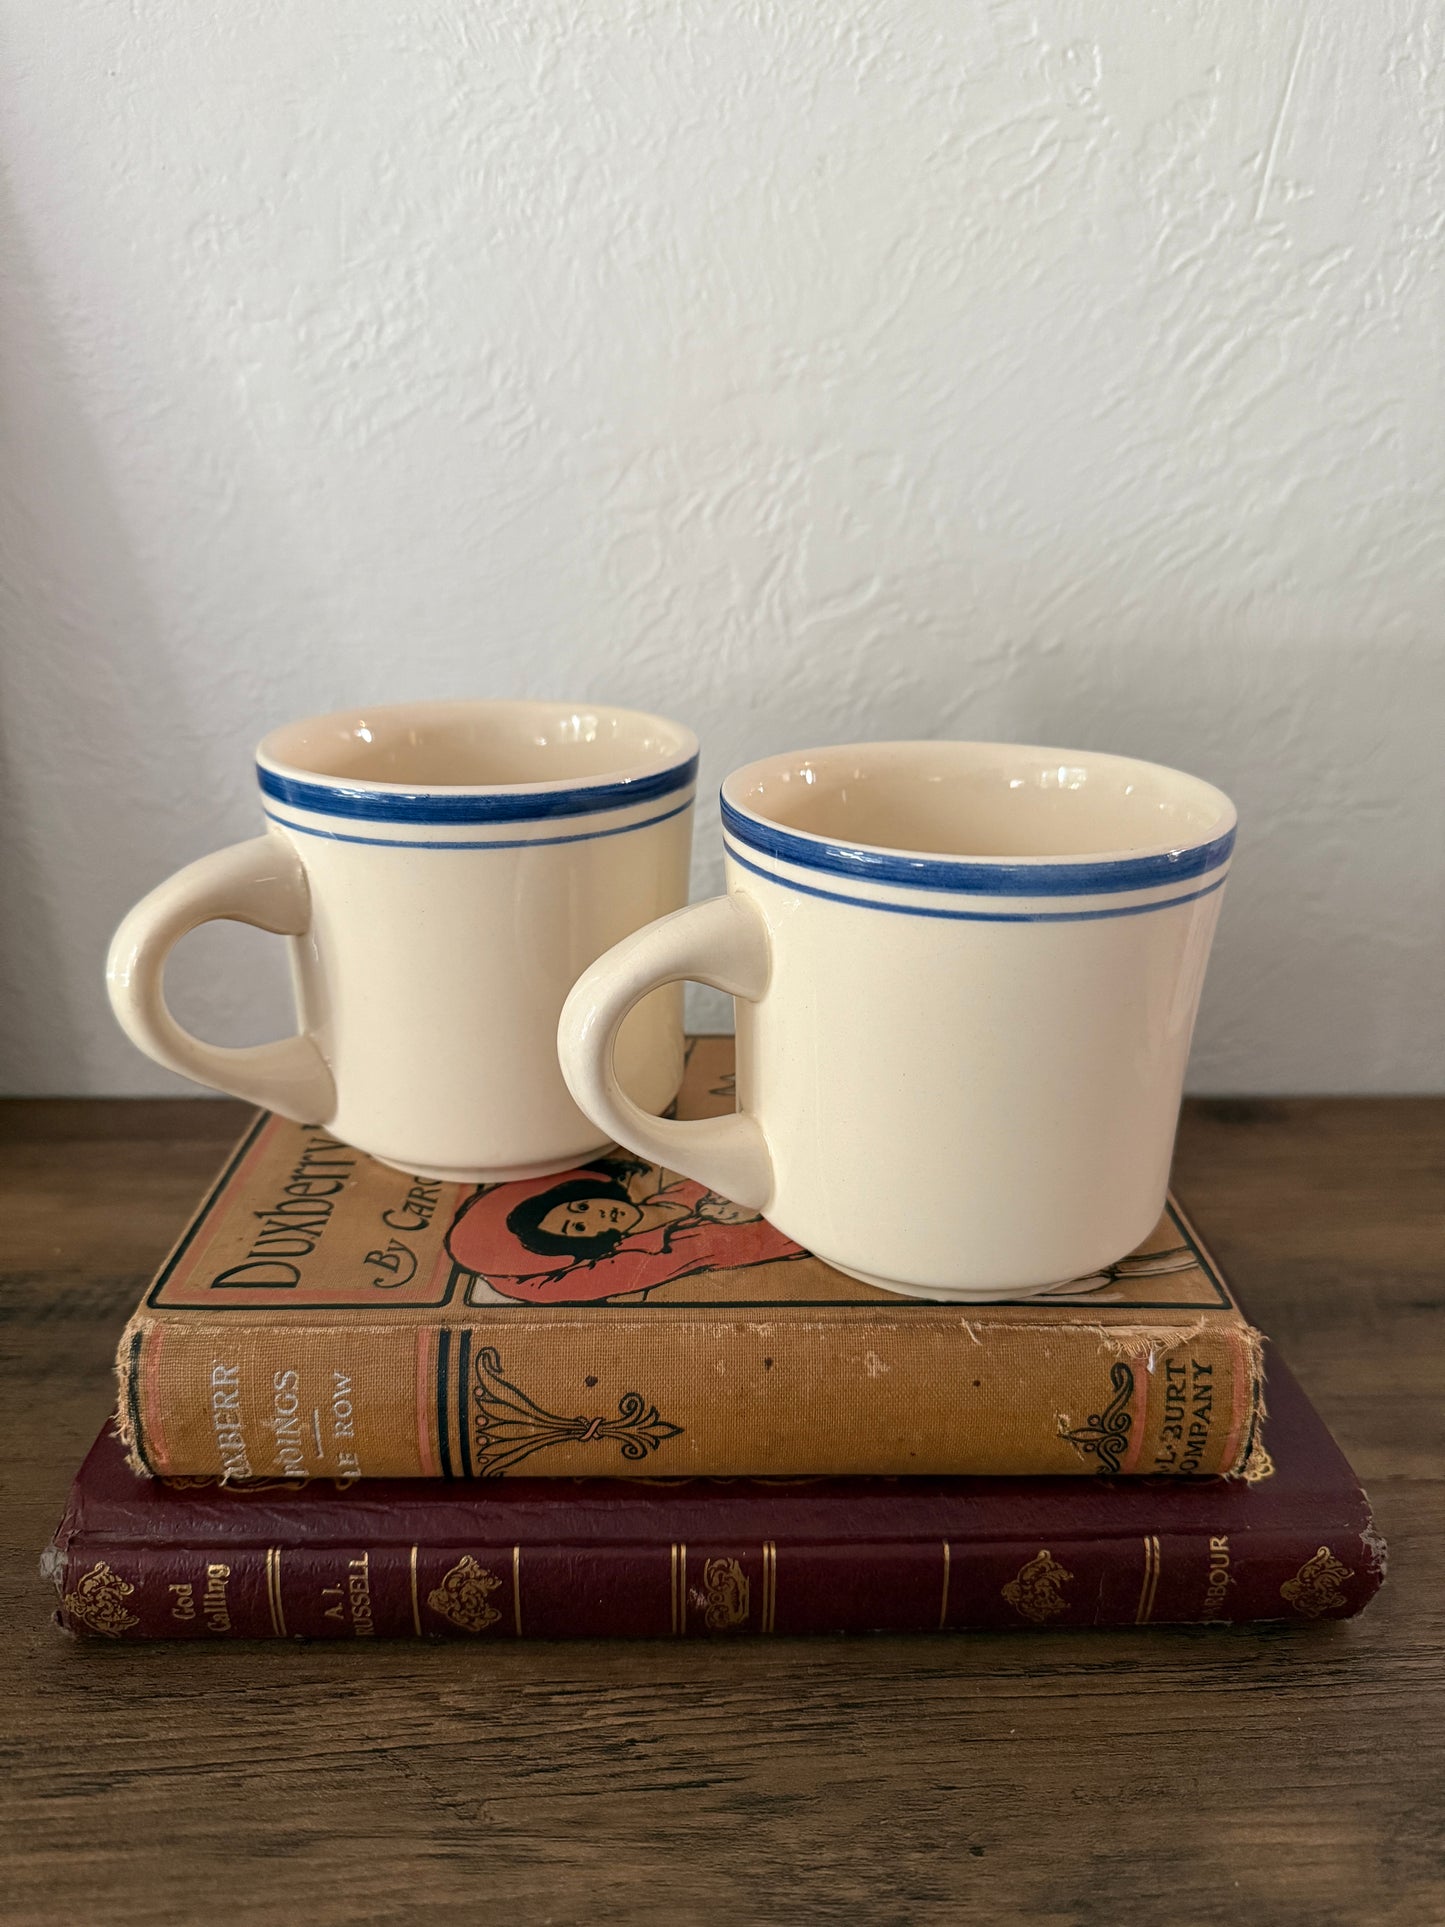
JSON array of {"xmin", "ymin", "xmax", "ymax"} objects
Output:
[
  {"xmin": 56, "ymin": 1353, "xmax": 1375, "ymax": 1640},
  {"xmin": 117, "ymin": 1037, "xmax": 1264, "ymax": 1481}
]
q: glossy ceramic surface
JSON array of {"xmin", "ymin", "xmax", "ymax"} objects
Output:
[
  {"xmin": 559, "ymin": 741, "xmax": 1235, "ymax": 1300},
  {"xmin": 107, "ymin": 700, "xmax": 697, "ymax": 1180}
]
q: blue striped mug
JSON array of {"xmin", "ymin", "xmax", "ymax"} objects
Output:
[
  {"xmin": 107, "ymin": 700, "xmax": 697, "ymax": 1181},
  {"xmin": 560, "ymin": 740, "xmax": 1235, "ymax": 1301}
]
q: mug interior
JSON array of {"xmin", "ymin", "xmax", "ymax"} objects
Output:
[
  {"xmin": 725, "ymin": 742, "xmax": 1234, "ymax": 861},
  {"xmin": 260, "ymin": 701, "xmax": 696, "ymax": 791}
]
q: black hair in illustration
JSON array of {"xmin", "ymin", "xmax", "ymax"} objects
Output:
[{"xmin": 505, "ymin": 1173, "xmax": 637, "ymax": 1263}]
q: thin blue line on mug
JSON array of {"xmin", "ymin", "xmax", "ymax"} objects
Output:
[
  {"xmin": 719, "ymin": 797, "xmax": 1235, "ymax": 898},
  {"xmin": 258, "ymin": 751, "xmax": 700, "ymax": 825},
  {"xmin": 263, "ymin": 796, "xmax": 693, "ymax": 851},
  {"xmin": 722, "ymin": 840, "xmax": 1230, "ymax": 924}
]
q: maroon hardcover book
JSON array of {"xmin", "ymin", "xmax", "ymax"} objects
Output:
[{"xmin": 48, "ymin": 1351, "xmax": 1383, "ymax": 1640}]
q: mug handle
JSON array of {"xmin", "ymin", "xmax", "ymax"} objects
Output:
[
  {"xmin": 106, "ymin": 835, "xmax": 336, "ymax": 1122},
  {"xmin": 558, "ymin": 894, "xmax": 775, "ymax": 1209}
]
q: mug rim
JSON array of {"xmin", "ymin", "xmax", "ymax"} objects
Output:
[
  {"xmin": 256, "ymin": 699, "xmax": 699, "ymax": 828},
  {"xmin": 719, "ymin": 740, "xmax": 1237, "ymax": 901}
]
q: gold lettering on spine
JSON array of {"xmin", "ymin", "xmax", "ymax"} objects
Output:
[
  {"xmin": 1135, "ymin": 1535, "xmax": 1161, "ymax": 1624},
  {"xmin": 202, "ymin": 1562, "xmax": 232, "ymax": 1633},
  {"xmin": 938, "ymin": 1541, "xmax": 952, "ymax": 1631},
  {"xmin": 347, "ymin": 1552, "xmax": 375, "ymax": 1636},
  {"xmin": 410, "ymin": 1546, "xmax": 421, "ymax": 1635},
  {"xmin": 266, "ymin": 1547, "xmax": 287, "ymax": 1637},
  {"xmin": 512, "ymin": 1545, "xmax": 522, "ymax": 1637},
  {"xmin": 1202, "ymin": 1533, "xmax": 1234, "ymax": 1617}
]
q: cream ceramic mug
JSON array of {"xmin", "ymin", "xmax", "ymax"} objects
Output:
[
  {"xmin": 106, "ymin": 700, "xmax": 698, "ymax": 1181},
  {"xmin": 559, "ymin": 741, "xmax": 1235, "ymax": 1301}
]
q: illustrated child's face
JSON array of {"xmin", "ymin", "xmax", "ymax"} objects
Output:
[{"xmin": 539, "ymin": 1194, "xmax": 644, "ymax": 1242}]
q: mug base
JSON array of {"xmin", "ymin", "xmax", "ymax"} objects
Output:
[
  {"xmin": 372, "ymin": 1148, "xmax": 613, "ymax": 1186},
  {"xmin": 824, "ymin": 1259, "xmax": 1079, "ymax": 1304}
]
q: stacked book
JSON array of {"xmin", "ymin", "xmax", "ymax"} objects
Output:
[{"xmin": 48, "ymin": 1039, "xmax": 1385, "ymax": 1641}]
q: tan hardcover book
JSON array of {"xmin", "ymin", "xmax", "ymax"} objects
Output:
[{"xmin": 117, "ymin": 1037, "xmax": 1264, "ymax": 1481}]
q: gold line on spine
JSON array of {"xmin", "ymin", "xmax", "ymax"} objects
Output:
[
  {"xmin": 266, "ymin": 1547, "xmax": 287, "ymax": 1637},
  {"xmin": 1134, "ymin": 1536, "xmax": 1152, "ymax": 1623},
  {"xmin": 938, "ymin": 1541, "xmax": 952, "ymax": 1631},
  {"xmin": 678, "ymin": 1543, "xmax": 686, "ymax": 1635},
  {"xmin": 409, "ymin": 1546, "xmax": 422, "ymax": 1636},
  {"xmin": 761, "ymin": 1541, "xmax": 777, "ymax": 1634},
  {"xmin": 1135, "ymin": 1535, "xmax": 1161, "ymax": 1624},
  {"xmin": 512, "ymin": 1545, "xmax": 522, "ymax": 1638},
  {"xmin": 670, "ymin": 1544, "xmax": 679, "ymax": 1635}
]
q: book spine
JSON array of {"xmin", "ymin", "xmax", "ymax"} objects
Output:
[
  {"xmin": 51, "ymin": 1519, "xmax": 1383, "ymax": 1640},
  {"xmin": 117, "ymin": 1316, "xmax": 1264, "ymax": 1480}
]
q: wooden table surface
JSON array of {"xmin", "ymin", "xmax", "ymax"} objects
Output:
[{"xmin": 2, "ymin": 1094, "xmax": 1441, "ymax": 1925}]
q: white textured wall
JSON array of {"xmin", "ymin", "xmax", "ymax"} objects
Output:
[{"xmin": 2, "ymin": 3, "xmax": 1442, "ymax": 1096}]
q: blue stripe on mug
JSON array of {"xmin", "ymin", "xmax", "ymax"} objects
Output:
[
  {"xmin": 263, "ymin": 796, "xmax": 693, "ymax": 851},
  {"xmin": 719, "ymin": 797, "xmax": 1235, "ymax": 899},
  {"xmin": 723, "ymin": 840, "xmax": 1230, "ymax": 923},
  {"xmin": 258, "ymin": 752, "xmax": 700, "ymax": 825}
]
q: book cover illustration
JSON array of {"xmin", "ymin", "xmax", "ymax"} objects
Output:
[{"xmin": 447, "ymin": 1160, "xmax": 803, "ymax": 1305}]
